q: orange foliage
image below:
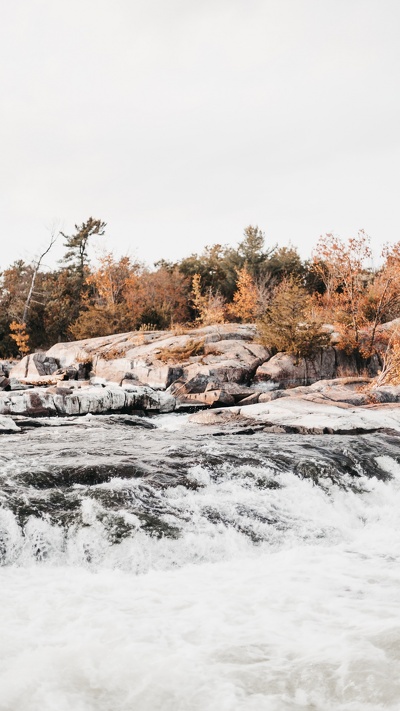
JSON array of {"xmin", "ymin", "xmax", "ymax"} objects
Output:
[
  {"xmin": 228, "ymin": 267, "xmax": 258, "ymax": 322},
  {"xmin": 190, "ymin": 274, "xmax": 226, "ymax": 325},
  {"xmin": 124, "ymin": 267, "xmax": 190, "ymax": 328},
  {"xmin": 312, "ymin": 231, "xmax": 372, "ymax": 353},
  {"xmin": 9, "ymin": 321, "xmax": 30, "ymax": 355}
]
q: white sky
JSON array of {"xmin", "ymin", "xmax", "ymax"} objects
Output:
[{"xmin": 1, "ymin": 0, "xmax": 399, "ymax": 270}]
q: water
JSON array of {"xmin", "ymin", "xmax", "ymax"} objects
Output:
[{"xmin": 0, "ymin": 416, "xmax": 399, "ymax": 710}]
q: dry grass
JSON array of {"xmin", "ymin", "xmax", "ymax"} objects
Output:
[
  {"xmin": 75, "ymin": 349, "xmax": 92, "ymax": 365},
  {"xmin": 138, "ymin": 323, "xmax": 158, "ymax": 332},
  {"xmin": 337, "ymin": 364, "xmax": 361, "ymax": 378},
  {"xmin": 171, "ymin": 323, "xmax": 194, "ymax": 336},
  {"xmin": 158, "ymin": 338, "xmax": 205, "ymax": 363},
  {"xmin": 101, "ymin": 345, "xmax": 128, "ymax": 361}
]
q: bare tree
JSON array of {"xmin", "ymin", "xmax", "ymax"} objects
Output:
[{"xmin": 22, "ymin": 227, "xmax": 59, "ymax": 324}]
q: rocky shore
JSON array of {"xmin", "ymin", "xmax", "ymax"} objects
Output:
[{"xmin": 1, "ymin": 323, "xmax": 399, "ymax": 435}]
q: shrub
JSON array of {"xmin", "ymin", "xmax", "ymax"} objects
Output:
[{"xmin": 257, "ymin": 277, "xmax": 330, "ymax": 361}]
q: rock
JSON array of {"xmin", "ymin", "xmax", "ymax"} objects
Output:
[
  {"xmin": 44, "ymin": 325, "xmax": 270, "ymax": 390},
  {"xmin": 187, "ymin": 408, "xmax": 241, "ymax": 425},
  {"xmin": 123, "ymin": 364, "xmax": 183, "ymax": 390},
  {"xmin": 0, "ymin": 361, "xmax": 16, "ymax": 377},
  {"xmin": 259, "ymin": 391, "xmax": 290, "ymax": 403},
  {"xmin": 213, "ymin": 382, "xmax": 257, "ymax": 401},
  {"xmin": 0, "ymin": 390, "xmax": 57, "ymax": 417},
  {"xmin": 255, "ymin": 349, "xmax": 336, "ymax": 387},
  {"xmin": 8, "ymin": 377, "xmax": 33, "ymax": 390},
  {"xmin": 89, "ymin": 376, "xmax": 108, "ymax": 387},
  {"xmin": 0, "ymin": 415, "xmax": 21, "ymax": 433},
  {"xmin": 0, "ymin": 376, "xmax": 10, "ymax": 391},
  {"xmin": 0, "ymin": 383, "xmax": 176, "ymax": 417},
  {"xmin": 236, "ymin": 393, "xmax": 260, "ymax": 406},
  {"xmin": 122, "ymin": 385, "xmax": 176, "ymax": 413},
  {"xmin": 168, "ymin": 373, "xmax": 238, "ymax": 408},
  {"xmin": 92, "ymin": 357, "xmax": 133, "ymax": 384},
  {"xmin": 65, "ymin": 366, "xmax": 79, "ymax": 380},
  {"xmin": 369, "ymin": 386, "xmax": 400, "ymax": 404},
  {"xmin": 242, "ymin": 398, "xmax": 400, "ymax": 433},
  {"xmin": 188, "ymin": 389, "xmax": 400, "ymax": 434},
  {"xmin": 10, "ymin": 353, "xmax": 60, "ymax": 381},
  {"xmin": 254, "ymin": 348, "xmax": 373, "ymax": 388}
]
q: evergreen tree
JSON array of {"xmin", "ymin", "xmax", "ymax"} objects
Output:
[{"xmin": 61, "ymin": 218, "xmax": 106, "ymax": 281}]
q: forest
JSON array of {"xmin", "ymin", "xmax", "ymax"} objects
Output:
[{"xmin": 2, "ymin": 219, "xmax": 400, "ymax": 381}]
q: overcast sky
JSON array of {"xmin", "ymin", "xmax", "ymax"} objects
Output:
[{"xmin": 1, "ymin": 0, "xmax": 399, "ymax": 270}]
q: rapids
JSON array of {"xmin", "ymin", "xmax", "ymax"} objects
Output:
[{"xmin": 0, "ymin": 415, "xmax": 399, "ymax": 710}]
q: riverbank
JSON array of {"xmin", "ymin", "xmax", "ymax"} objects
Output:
[{"xmin": 1, "ymin": 324, "xmax": 400, "ymax": 435}]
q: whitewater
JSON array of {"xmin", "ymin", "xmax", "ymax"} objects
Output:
[{"xmin": 0, "ymin": 416, "xmax": 399, "ymax": 711}]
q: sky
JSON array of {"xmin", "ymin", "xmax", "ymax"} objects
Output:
[{"xmin": 1, "ymin": 0, "xmax": 400, "ymax": 270}]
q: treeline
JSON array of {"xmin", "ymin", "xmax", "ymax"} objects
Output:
[{"xmin": 2, "ymin": 219, "xmax": 400, "ymax": 372}]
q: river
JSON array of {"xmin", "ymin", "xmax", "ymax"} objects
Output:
[{"xmin": 0, "ymin": 414, "xmax": 399, "ymax": 710}]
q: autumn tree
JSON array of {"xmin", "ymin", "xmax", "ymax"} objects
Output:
[
  {"xmin": 361, "ymin": 241, "xmax": 400, "ymax": 354},
  {"xmin": 0, "ymin": 261, "xmax": 36, "ymax": 356},
  {"xmin": 311, "ymin": 231, "xmax": 372, "ymax": 353},
  {"xmin": 191, "ymin": 274, "xmax": 226, "ymax": 325},
  {"xmin": 228, "ymin": 266, "xmax": 258, "ymax": 322},
  {"xmin": 258, "ymin": 276, "xmax": 330, "ymax": 360},
  {"xmin": 124, "ymin": 266, "xmax": 190, "ymax": 330},
  {"xmin": 9, "ymin": 322, "xmax": 30, "ymax": 355},
  {"xmin": 69, "ymin": 254, "xmax": 137, "ymax": 339}
]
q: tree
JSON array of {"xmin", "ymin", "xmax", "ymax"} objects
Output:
[
  {"xmin": 358, "ymin": 241, "xmax": 400, "ymax": 356},
  {"xmin": 258, "ymin": 276, "xmax": 330, "ymax": 360},
  {"xmin": 311, "ymin": 231, "xmax": 372, "ymax": 353},
  {"xmin": 55, "ymin": 218, "xmax": 107, "ymax": 333},
  {"xmin": 124, "ymin": 266, "xmax": 190, "ymax": 329},
  {"xmin": 9, "ymin": 321, "xmax": 30, "ymax": 355},
  {"xmin": 22, "ymin": 228, "xmax": 58, "ymax": 324},
  {"xmin": 190, "ymin": 274, "xmax": 226, "ymax": 325},
  {"xmin": 0, "ymin": 260, "xmax": 35, "ymax": 356},
  {"xmin": 61, "ymin": 218, "xmax": 106, "ymax": 278},
  {"xmin": 177, "ymin": 226, "xmax": 275, "ymax": 301},
  {"xmin": 265, "ymin": 245, "xmax": 305, "ymax": 282},
  {"xmin": 178, "ymin": 244, "xmax": 238, "ymax": 300},
  {"xmin": 69, "ymin": 253, "xmax": 136, "ymax": 339},
  {"xmin": 238, "ymin": 225, "xmax": 276, "ymax": 277},
  {"xmin": 228, "ymin": 266, "xmax": 258, "ymax": 322}
]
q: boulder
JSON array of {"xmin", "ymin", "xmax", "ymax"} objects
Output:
[
  {"xmin": 0, "ymin": 361, "xmax": 16, "ymax": 377},
  {"xmin": 0, "ymin": 376, "xmax": 10, "ymax": 391},
  {"xmin": 168, "ymin": 372, "xmax": 254, "ymax": 408},
  {"xmin": 8, "ymin": 378, "xmax": 33, "ymax": 391},
  {"xmin": 236, "ymin": 392, "xmax": 260, "ymax": 406},
  {"xmin": 255, "ymin": 349, "xmax": 337, "ymax": 387},
  {"xmin": 254, "ymin": 348, "xmax": 374, "ymax": 388},
  {"xmin": 369, "ymin": 386, "xmax": 400, "ymax": 404},
  {"xmin": 168, "ymin": 374, "xmax": 235, "ymax": 408},
  {"xmin": 0, "ymin": 390, "xmax": 58, "ymax": 417},
  {"xmin": 0, "ymin": 415, "xmax": 21, "ymax": 433},
  {"xmin": 92, "ymin": 357, "xmax": 133, "ymax": 384},
  {"xmin": 10, "ymin": 353, "xmax": 60, "ymax": 381}
]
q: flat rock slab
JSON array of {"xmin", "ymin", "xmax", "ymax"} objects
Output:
[
  {"xmin": 0, "ymin": 384, "xmax": 176, "ymax": 418},
  {"xmin": 189, "ymin": 397, "xmax": 400, "ymax": 434}
]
